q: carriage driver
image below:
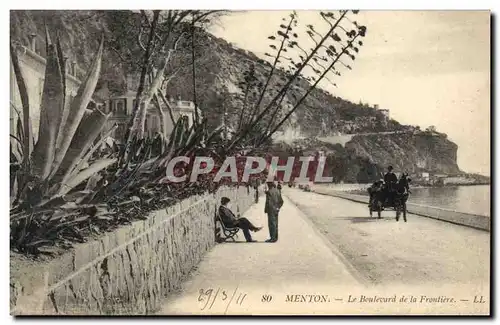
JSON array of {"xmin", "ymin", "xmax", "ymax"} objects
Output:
[{"xmin": 383, "ymin": 165, "xmax": 398, "ymax": 205}]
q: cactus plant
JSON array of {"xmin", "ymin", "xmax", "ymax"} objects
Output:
[{"xmin": 10, "ymin": 30, "xmax": 114, "ymax": 209}]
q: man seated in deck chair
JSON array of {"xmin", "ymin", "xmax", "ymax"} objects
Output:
[{"xmin": 219, "ymin": 197, "xmax": 262, "ymax": 242}]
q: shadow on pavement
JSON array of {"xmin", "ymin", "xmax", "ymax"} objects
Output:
[{"xmin": 334, "ymin": 216, "xmax": 397, "ymax": 223}]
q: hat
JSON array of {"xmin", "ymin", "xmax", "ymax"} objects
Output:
[{"xmin": 221, "ymin": 197, "xmax": 231, "ymax": 205}]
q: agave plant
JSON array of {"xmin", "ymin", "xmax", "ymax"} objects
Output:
[
  {"xmin": 107, "ymin": 113, "xmax": 223, "ymax": 194},
  {"xmin": 10, "ymin": 28, "xmax": 115, "ymax": 211}
]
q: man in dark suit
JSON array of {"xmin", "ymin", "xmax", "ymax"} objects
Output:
[
  {"xmin": 219, "ymin": 197, "xmax": 262, "ymax": 242},
  {"xmin": 384, "ymin": 166, "xmax": 398, "ymax": 185},
  {"xmin": 383, "ymin": 165, "xmax": 398, "ymax": 205},
  {"xmin": 265, "ymin": 182, "xmax": 284, "ymax": 243}
]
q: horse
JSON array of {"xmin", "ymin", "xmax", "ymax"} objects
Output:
[
  {"xmin": 368, "ymin": 173, "xmax": 411, "ymax": 221},
  {"xmin": 394, "ymin": 173, "xmax": 411, "ymax": 222}
]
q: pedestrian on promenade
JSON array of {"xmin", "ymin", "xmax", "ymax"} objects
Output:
[
  {"xmin": 265, "ymin": 182, "xmax": 284, "ymax": 243},
  {"xmin": 254, "ymin": 181, "xmax": 259, "ymax": 203},
  {"xmin": 219, "ymin": 197, "xmax": 262, "ymax": 242}
]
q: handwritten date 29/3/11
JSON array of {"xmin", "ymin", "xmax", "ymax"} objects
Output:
[{"xmin": 198, "ymin": 288, "xmax": 247, "ymax": 311}]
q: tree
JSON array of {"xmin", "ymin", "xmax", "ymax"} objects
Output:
[
  {"xmin": 110, "ymin": 10, "xmax": 224, "ymax": 164},
  {"xmin": 228, "ymin": 10, "xmax": 367, "ymax": 151}
]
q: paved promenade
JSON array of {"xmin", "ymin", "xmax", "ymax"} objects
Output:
[
  {"xmin": 159, "ymin": 188, "xmax": 490, "ymax": 315},
  {"xmin": 160, "ymin": 193, "xmax": 360, "ymax": 315}
]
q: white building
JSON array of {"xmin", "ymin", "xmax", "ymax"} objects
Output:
[
  {"xmin": 102, "ymin": 92, "xmax": 196, "ymax": 143},
  {"xmin": 10, "ymin": 34, "xmax": 196, "ymax": 144},
  {"xmin": 10, "ymin": 36, "xmax": 83, "ymax": 141}
]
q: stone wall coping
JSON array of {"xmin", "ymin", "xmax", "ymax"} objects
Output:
[{"xmin": 10, "ymin": 195, "xmax": 213, "ymax": 315}]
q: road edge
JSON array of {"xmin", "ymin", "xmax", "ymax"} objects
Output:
[{"xmin": 312, "ymin": 190, "xmax": 490, "ymax": 232}]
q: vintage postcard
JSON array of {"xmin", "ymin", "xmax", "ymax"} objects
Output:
[{"xmin": 9, "ymin": 9, "xmax": 491, "ymax": 316}]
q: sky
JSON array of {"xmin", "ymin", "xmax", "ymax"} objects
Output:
[{"xmin": 209, "ymin": 11, "xmax": 490, "ymax": 176}]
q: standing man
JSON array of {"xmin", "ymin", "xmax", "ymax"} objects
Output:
[
  {"xmin": 253, "ymin": 179, "xmax": 259, "ymax": 203},
  {"xmin": 265, "ymin": 182, "xmax": 283, "ymax": 243}
]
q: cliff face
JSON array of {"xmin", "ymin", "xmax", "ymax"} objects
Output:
[
  {"xmin": 344, "ymin": 133, "xmax": 460, "ymax": 175},
  {"xmin": 10, "ymin": 10, "xmax": 462, "ymax": 178},
  {"xmin": 276, "ymin": 133, "xmax": 460, "ymax": 183}
]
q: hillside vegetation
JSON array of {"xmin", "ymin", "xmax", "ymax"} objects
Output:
[{"xmin": 11, "ymin": 10, "xmax": 462, "ymax": 182}]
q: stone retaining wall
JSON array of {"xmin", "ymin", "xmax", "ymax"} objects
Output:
[
  {"xmin": 313, "ymin": 189, "xmax": 490, "ymax": 231},
  {"xmin": 10, "ymin": 185, "xmax": 255, "ymax": 315}
]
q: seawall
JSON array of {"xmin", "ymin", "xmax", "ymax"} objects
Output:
[
  {"xmin": 312, "ymin": 188, "xmax": 490, "ymax": 232},
  {"xmin": 10, "ymin": 185, "xmax": 255, "ymax": 315}
]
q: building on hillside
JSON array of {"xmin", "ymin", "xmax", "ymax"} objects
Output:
[
  {"xmin": 379, "ymin": 109, "xmax": 390, "ymax": 119},
  {"xmin": 9, "ymin": 34, "xmax": 196, "ymax": 144},
  {"xmin": 102, "ymin": 92, "xmax": 196, "ymax": 143},
  {"xmin": 10, "ymin": 37, "xmax": 84, "ymax": 140}
]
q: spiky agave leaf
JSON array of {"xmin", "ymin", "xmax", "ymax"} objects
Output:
[
  {"xmin": 72, "ymin": 124, "xmax": 118, "ymax": 175},
  {"xmin": 172, "ymin": 117, "xmax": 187, "ymax": 151},
  {"xmin": 10, "ymin": 43, "xmax": 33, "ymax": 168},
  {"xmin": 177, "ymin": 116, "xmax": 191, "ymax": 149},
  {"xmin": 153, "ymin": 118, "xmax": 183, "ymax": 169},
  {"xmin": 10, "ymin": 136, "xmax": 23, "ymax": 163},
  {"xmin": 31, "ymin": 29, "xmax": 65, "ymax": 180},
  {"xmin": 182, "ymin": 121, "xmax": 199, "ymax": 151},
  {"xmin": 50, "ymin": 36, "xmax": 104, "ymax": 179},
  {"xmin": 54, "ymin": 35, "xmax": 70, "ymax": 153},
  {"xmin": 57, "ymin": 158, "xmax": 117, "ymax": 196},
  {"xmin": 55, "ymin": 109, "xmax": 111, "ymax": 189},
  {"xmin": 184, "ymin": 119, "xmax": 209, "ymax": 156}
]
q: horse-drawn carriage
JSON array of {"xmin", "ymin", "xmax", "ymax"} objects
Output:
[{"xmin": 367, "ymin": 174, "xmax": 411, "ymax": 222}]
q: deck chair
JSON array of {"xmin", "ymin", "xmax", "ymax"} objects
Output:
[{"xmin": 215, "ymin": 209, "xmax": 240, "ymax": 242}]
